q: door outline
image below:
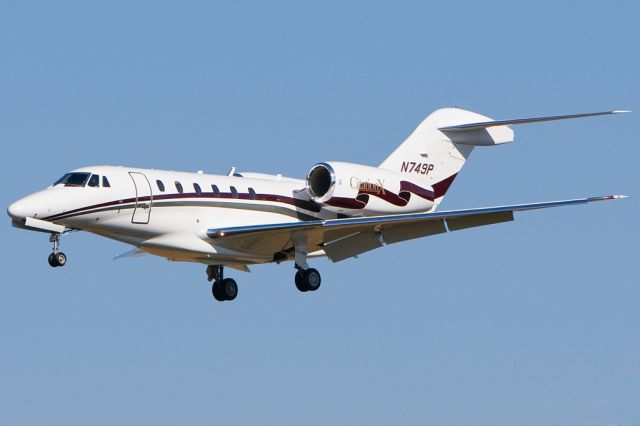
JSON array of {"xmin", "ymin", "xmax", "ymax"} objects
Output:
[{"xmin": 129, "ymin": 172, "xmax": 153, "ymax": 224}]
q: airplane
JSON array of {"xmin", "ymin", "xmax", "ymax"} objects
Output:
[{"xmin": 7, "ymin": 107, "xmax": 629, "ymax": 302}]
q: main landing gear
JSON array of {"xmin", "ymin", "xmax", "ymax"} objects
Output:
[
  {"xmin": 294, "ymin": 267, "xmax": 321, "ymax": 292},
  {"xmin": 293, "ymin": 239, "xmax": 321, "ymax": 293},
  {"xmin": 47, "ymin": 233, "xmax": 67, "ymax": 268},
  {"xmin": 205, "ymin": 262, "xmax": 322, "ymax": 302},
  {"xmin": 207, "ymin": 265, "xmax": 238, "ymax": 302}
]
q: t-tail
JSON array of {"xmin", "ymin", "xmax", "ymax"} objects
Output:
[{"xmin": 379, "ymin": 107, "xmax": 629, "ymax": 209}]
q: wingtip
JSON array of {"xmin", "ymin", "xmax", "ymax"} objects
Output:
[
  {"xmin": 604, "ymin": 194, "xmax": 629, "ymax": 200},
  {"xmin": 612, "ymin": 110, "xmax": 631, "ymax": 114}
]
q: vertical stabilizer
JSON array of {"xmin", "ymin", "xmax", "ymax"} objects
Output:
[{"xmin": 379, "ymin": 108, "xmax": 514, "ymax": 208}]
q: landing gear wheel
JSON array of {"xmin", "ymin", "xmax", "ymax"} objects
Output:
[
  {"xmin": 48, "ymin": 252, "xmax": 67, "ymax": 267},
  {"xmin": 294, "ymin": 268, "xmax": 321, "ymax": 292},
  {"xmin": 54, "ymin": 252, "xmax": 67, "ymax": 267},
  {"xmin": 295, "ymin": 271, "xmax": 307, "ymax": 292},
  {"xmin": 303, "ymin": 268, "xmax": 321, "ymax": 291},
  {"xmin": 212, "ymin": 278, "xmax": 238, "ymax": 302},
  {"xmin": 220, "ymin": 278, "xmax": 238, "ymax": 301},
  {"xmin": 212, "ymin": 281, "xmax": 226, "ymax": 302}
]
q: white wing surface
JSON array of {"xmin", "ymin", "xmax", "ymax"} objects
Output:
[{"xmin": 205, "ymin": 195, "xmax": 626, "ymax": 263}]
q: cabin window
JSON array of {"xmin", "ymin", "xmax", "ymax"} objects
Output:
[
  {"xmin": 230, "ymin": 186, "xmax": 238, "ymax": 198},
  {"xmin": 211, "ymin": 184, "xmax": 220, "ymax": 196},
  {"xmin": 156, "ymin": 180, "xmax": 165, "ymax": 192},
  {"xmin": 102, "ymin": 176, "xmax": 111, "ymax": 187},
  {"xmin": 194, "ymin": 183, "xmax": 202, "ymax": 194},
  {"xmin": 53, "ymin": 172, "xmax": 91, "ymax": 187},
  {"xmin": 248, "ymin": 187, "xmax": 257, "ymax": 200},
  {"xmin": 175, "ymin": 181, "xmax": 183, "ymax": 193},
  {"xmin": 88, "ymin": 174, "xmax": 100, "ymax": 187}
]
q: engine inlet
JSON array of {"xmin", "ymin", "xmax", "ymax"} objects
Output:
[{"xmin": 307, "ymin": 163, "xmax": 335, "ymax": 199}]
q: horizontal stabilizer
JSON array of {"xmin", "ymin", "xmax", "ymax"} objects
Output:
[{"xmin": 438, "ymin": 110, "xmax": 629, "ymax": 132}]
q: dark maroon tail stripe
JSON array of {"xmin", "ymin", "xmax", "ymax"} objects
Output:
[
  {"xmin": 432, "ymin": 173, "xmax": 458, "ymax": 199},
  {"xmin": 399, "ymin": 181, "xmax": 435, "ymax": 201}
]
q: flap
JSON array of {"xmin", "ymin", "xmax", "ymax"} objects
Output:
[{"xmin": 323, "ymin": 231, "xmax": 384, "ymax": 262}]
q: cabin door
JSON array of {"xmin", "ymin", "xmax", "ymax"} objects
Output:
[{"xmin": 129, "ymin": 172, "xmax": 153, "ymax": 224}]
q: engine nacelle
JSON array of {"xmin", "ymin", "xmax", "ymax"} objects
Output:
[{"xmin": 306, "ymin": 162, "xmax": 434, "ymax": 214}]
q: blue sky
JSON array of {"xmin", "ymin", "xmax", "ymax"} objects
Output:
[{"xmin": 1, "ymin": 1, "xmax": 638, "ymax": 425}]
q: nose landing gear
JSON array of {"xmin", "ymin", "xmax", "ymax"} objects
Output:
[{"xmin": 47, "ymin": 233, "xmax": 67, "ymax": 267}]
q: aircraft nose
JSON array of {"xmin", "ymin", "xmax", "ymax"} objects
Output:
[{"xmin": 7, "ymin": 201, "xmax": 25, "ymax": 220}]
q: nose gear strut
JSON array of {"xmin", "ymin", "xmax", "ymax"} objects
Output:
[{"xmin": 47, "ymin": 233, "xmax": 67, "ymax": 267}]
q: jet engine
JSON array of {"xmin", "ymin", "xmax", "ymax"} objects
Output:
[{"xmin": 306, "ymin": 162, "xmax": 434, "ymax": 214}]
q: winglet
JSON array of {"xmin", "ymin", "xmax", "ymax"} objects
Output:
[{"xmin": 591, "ymin": 194, "xmax": 629, "ymax": 202}]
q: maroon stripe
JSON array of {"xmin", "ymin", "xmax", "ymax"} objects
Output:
[
  {"xmin": 44, "ymin": 190, "xmax": 321, "ymax": 221},
  {"xmin": 358, "ymin": 187, "xmax": 408, "ymax": 207},
  {"xmin": 354, "ymin": 181, "xmax": 434, "ymax": 207},
  {"xmin": 326, "ymin": 197, "xmax": 367, "ymax": 209},
  {"xmin": 327, "ymin": 180, "xmax": 438, "ymax": 210},
  {"xmin": 154, "ymin": 192, "xmax": 322, "ymax": 212},
  {"xmin": 399, "ymin": 181, "xmax": 434, "ymax": 201},
  {"xmin": 45, "ymin": 174, "xmax": 457, "ymax": 221},
  {"xmin": 355, "ymin": 194, "xmax": 370, "ymax": 204},
  {"xmin": 44, "ymin": 196, "xmax": 138, "ymax": 220},
  {"xmin": 432, "ymin": 173, "xmax": 458, "ymax": 199}
]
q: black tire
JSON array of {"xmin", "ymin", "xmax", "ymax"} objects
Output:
[
  {"xmin": 48, "ymin": 253, "xmax": 57, "ymax": 267},
  {"xmin": 55, "ymin": 252, "xmax": 67, "ymax": 267},
  {"xmin": 220, "ymin": 278, "xmax": 238, "ymax": 301},
  {"xmin": 303, "ymin": 268, "xmax": 321, "ymax": 291},
  {"xmin": 295, "ymin": 271, "xmax": 308, "ymax": 292},
  {"xmin": 212, "ymin": 281, "xmax": 226, "ymax": 302}
]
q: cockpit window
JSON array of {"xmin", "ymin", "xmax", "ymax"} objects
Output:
[
  {"xmin": 53, "ymin": 172, "xmax": 91, "ymax": 187},
  {"xmin": 102, "ymin": 176, "xmax": 111, "ymax": 187},
  {"xmin": 88, "ymin": 174, "xmax": 100, "ymax": 187}
]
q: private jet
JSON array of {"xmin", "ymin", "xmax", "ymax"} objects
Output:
[{"xmin": 7, "ymin": 107, "xmax": 628, "ymax": 302}]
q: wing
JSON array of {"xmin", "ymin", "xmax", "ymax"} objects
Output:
[{"xmin": 205, "ymin": 195, "xmax": 626, "ymax": 263}]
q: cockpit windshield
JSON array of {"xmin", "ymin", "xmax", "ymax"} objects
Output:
[{"xmin": 53, "ymin": 172, "xmax": 91, "ymax": 187}]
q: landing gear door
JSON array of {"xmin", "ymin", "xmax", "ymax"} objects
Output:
[{"xmin": 129, "ymin": 172, "xmax": 152, "ymax": 224}]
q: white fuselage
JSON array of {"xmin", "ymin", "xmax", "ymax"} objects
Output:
[
  {"xmin": 9, "ymin": 165, "xmax": 432, "ymax": 266},
  {"xmin": 10, "ymin": 166, "xmax": 322, "ymax": 264}
]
